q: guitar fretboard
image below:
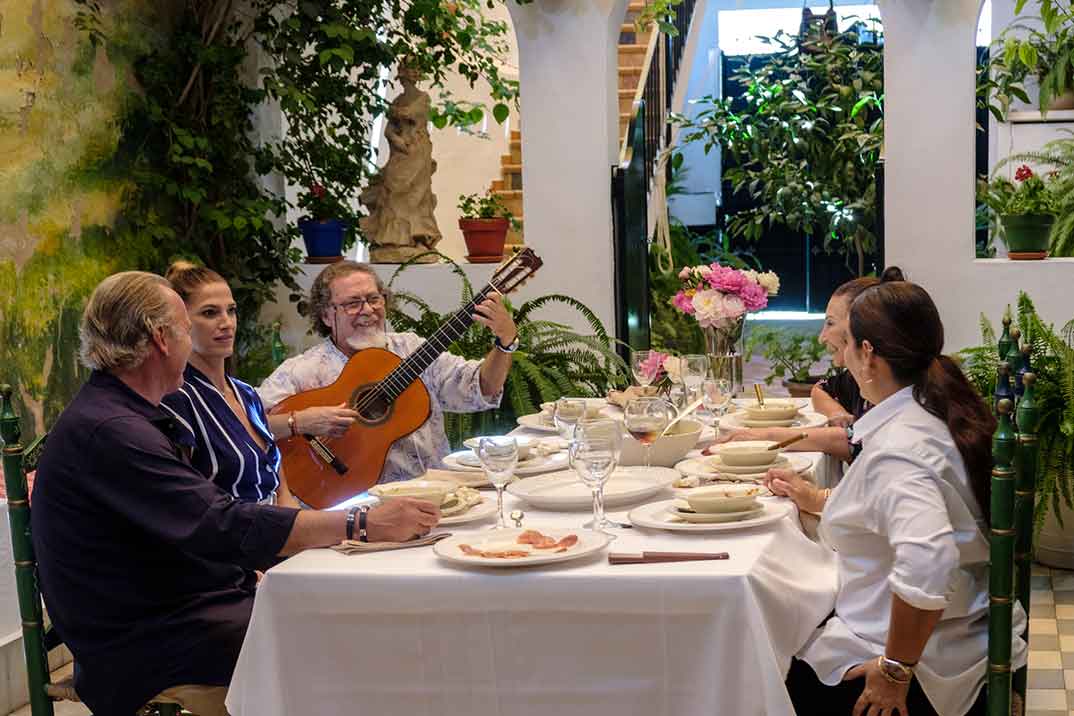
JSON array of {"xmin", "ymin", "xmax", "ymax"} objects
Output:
[{"xmin": 375, "ymin": 285, "xmax": 497, "ymax": 402}]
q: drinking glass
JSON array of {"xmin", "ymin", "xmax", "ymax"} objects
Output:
[
  {"xmin": 553, "ymin": 398, "xmax": 586, "ymax": 438},
  {"xmin": 631, "ymin": 350, "xmax": 659, "ymax": 388},
  {"xmin": 623, "ymin": 397, "xmax": 675, "ymax": 468},
  {"xmin": 574, "ymin": 419, "xmax": 624, "ymax": 530},
  {"xmin": 699, "ymin": 378, "xmax": 734, "ymax": 426},
  {"xmin": 477, "ymin": 437, "xmax": 518, "ymax": 529},
  {"xmin": 683, "ymin": 354, "xmax": 710, "ymax": 393},
  {"xmin": 569, "ymin": 437, "xmax": 617, "ymax": 536}
]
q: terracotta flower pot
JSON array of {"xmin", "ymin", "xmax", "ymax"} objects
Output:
[
  {"xmin": 299, "ymin": 219, "xmax": 346, "ymax": 264},
  {"xmin": 783, "ymin": 377, "xmax": 821, "ymax": 398},
  {"xmin": 459, "ymin": 217, "xmax": 509, "ymax": 262},
  {"xmin": 1000, "ymin": 213, "xmax": 1053, "ymax": 260}
]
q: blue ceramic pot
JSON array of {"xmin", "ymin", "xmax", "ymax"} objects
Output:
[{"xmin": 299, "ymin": 219, "xmax": 345, "ymax": 260}]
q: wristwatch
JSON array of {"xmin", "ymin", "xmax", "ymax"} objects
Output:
[
  {"xmin": 878, "ymin": 656, "xmax": 915, "ymax": 684},
  {"xmin": 494, "ymin": 334, "xmax": 520, "ymax": 353}
]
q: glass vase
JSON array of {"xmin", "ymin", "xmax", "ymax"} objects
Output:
[{"xmin": 704, "ymin": 317, "xmax": 745, "ymax": 397}]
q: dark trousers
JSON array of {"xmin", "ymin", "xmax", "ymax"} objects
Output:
[{"xmin": 785, "ymin": 658, "xmax": 987, "ymax": 716}]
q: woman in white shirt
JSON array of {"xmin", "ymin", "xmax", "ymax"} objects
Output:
[{"xmin": 766, "ymin": 281, "xmax": 1025, "ymax": 716}]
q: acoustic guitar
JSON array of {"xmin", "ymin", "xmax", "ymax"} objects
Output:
[{"xmin": 271, "ymin": 248, "xmax": 543, "ymax": 508}]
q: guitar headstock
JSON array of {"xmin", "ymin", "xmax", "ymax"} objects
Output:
[{"xmin": 489, "ymin": 248, "xmax": 543, "ymax": 296}]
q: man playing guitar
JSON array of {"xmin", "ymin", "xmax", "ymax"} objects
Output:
[{"xmin": 259, "ymin": 261, "xmax": 518, "ymax": 485}]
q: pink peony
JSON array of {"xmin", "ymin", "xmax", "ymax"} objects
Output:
[
  {"xmin": 739, "ymin": 281, "xmax": 769, "ymax": 312},
  {"xmin": 638, "ymin": 350, "xmax": 669, "ymax": 381},
  {"xmin": 705, "ymin": 265, "xmax": 749, "ymax": 293},
  {"xmin": 671, "ymin": 291, "xmax": 695, "ymax": 314}
]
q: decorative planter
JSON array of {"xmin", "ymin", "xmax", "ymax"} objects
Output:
[
  {"xmin": 783, "ymin": 378, "xmax": 821, "ymax": 398},
  {"xmin": 1000, "ymin": 213, "xmax": 1053, "ymax": 260},
  {"xmin": 1048, "ymin": 89, "xmax": 1074, "ymax": 111},
  {"xmin": 1036, "ymin": 498, "xmax": 1074, "ymax": 570},
  {"xmin": 299, "ymin": 219, "xmax": 346, "ymax": 264},
  {"xmin": 459, "ymin": 217, "xmax": 509, "ymax": 263}
]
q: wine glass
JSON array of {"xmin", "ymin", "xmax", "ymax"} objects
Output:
[
  {"xmin": 574, "ymin": 419, "xmax": 624, "ymax": 530},
  {"xmin": 631, "ymin": 350, "xmax": 659, "ymax": 388},
  {"xmin": 699, "ymin": 378, "xmax": 733, "ymax": 428},
  {"xmin": 553, "ymin": 398, "xmax": 586, "ymax": 438},
  {"xmin": 477, "ymin": 437, "xmax": 518, "ymax": 530},
  {"xmin": 569, "ymin": 437, "xmax": 617, "ymax": 536},
  {"xmin": 683, "ymin": 354, "xmax": 710, "ymax": 393},
  {"xmin": 624, "ymin": 397, "xmax": 675, "ymax": 468}
]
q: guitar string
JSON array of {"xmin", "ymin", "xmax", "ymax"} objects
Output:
[
  {"xmin": 349, "ymin": 278, "xmax": 504, "ymax": 415},
  {"xmin": 350, "ymin": 255, "xmax": 531, "ymax": 414}
]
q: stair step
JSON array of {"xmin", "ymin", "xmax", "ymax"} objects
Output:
[
  {"xmin": 619, "ymin": 67, "xmax": 643, "ymax": 90},
  {"xmin": 618, "ymin": 89, "xmax": 636, "ymax": 115},
  {"xmin": 619, "ymin": 23, "xmax": 652, "ymax": 45},
  {"xmin": 618, "ymin": 44, "xmax": 647, "ymax": 68},
  {"xmin": 510, "ymin": 130, "xmax": 521, "ymax": 141}
]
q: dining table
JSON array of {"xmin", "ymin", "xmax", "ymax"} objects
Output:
[{"xmin": 226, "ymin": 406, "xmax": 839, "ymax": 716}]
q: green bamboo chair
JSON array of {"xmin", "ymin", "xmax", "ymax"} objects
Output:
[
  {"xmin": 0, "ymin": 385, "xmax": 181, "ymax": 716},
  {"xmin": 988, "ymin": 360, "xmax": 1040, "ymax": 716}
]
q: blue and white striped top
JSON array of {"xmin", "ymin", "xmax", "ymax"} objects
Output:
[{"xmin": 161, "ymin": 365, "xmax": 281, "ymax": 502}]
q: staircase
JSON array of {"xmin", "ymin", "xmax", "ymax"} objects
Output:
[{"xmin": 488, "ymin": 2, "xmax": 654, "ymax": 248}]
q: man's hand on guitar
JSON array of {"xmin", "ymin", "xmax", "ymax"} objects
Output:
[
  {"xmin": 297, "ymin": 403, "xmax": 359, "ymax": 438},
  {"xmin": 366, "ymin": 497, "xmax": 442, "ymax": 542},
  {"xmin": 472, "ymin": 294, "xmax": 517, "ymax": 345}
]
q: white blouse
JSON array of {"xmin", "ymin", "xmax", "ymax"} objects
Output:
[{"xmin": 798, "ymin": 386, "xmax": 1027, "ymax": 716}]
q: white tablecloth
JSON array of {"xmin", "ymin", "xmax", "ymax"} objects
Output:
[{"xmin": 227, "ymin": 459, "xmax": 838, "ymax": 716}]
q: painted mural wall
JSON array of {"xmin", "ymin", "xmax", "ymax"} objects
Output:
[{"xmin": 0, "ymin": 0, "xmax": 149, "ymax": 438}]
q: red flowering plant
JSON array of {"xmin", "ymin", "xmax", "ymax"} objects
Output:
[
  {"xmin": 979, "ymin": 164, "xmax": 1060, "ymax": 218},
  {"xmin": 299, "ymin": 182, "xmax": 343, "ymax": 223}
]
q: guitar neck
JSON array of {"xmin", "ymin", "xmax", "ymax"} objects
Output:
[{"xmin": 378, "ymin": 285, "xmax": 497, "ymax": 400}]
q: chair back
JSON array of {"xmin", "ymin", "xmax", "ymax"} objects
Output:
[{"xmin": 988, "ymin": 356, "xmax": 1040, "ymax": 716}]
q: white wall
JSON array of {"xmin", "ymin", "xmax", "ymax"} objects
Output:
[{"xmin": 881, "ymin": 0, "xmax": 1074, "ymax": 352}]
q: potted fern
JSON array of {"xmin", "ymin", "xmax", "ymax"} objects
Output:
[
  {"xmin": 959, "ymin": 293, "xmax": 1074, "ymax": 568},
  {"xmin": 386, "ymin": 254, "xmax": 629, "ymax": 446}
]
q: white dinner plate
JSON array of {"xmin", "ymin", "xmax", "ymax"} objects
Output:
[
  {"xmin": 440, "ymin": 450, "xmax": 570, "ymax": 484},
  {"xmin": 516, "ymin": 413, "xmax": 562, "ymax": 433},
  {"xmin": 628, "ymin": 498, "xmax": 794, "ymax": 533},
  {"xmin": 668, "ymin": 500, "xmax": 765, "ymax": 524},
  {"xmin": 438, "ymin": 497, "xmax": 500, "ymax": 526},
  {"xmin": 433, "ymin": 527, "xmax": 610, "ymax": 568},
  {"xmin": 505, "ymin": 466, "xmax": 678, "ymax": 510},
  {"xmin": 719, "ymin": 410, "xmax": 828, "ymax": 432}
]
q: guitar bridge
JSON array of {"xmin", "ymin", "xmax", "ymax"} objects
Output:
[{"xmin": 305, "ymin": 435, "xmax": 349, "ymax": 476}]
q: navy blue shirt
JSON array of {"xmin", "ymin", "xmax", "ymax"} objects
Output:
[
  {"xmin": 161, "ymin": 365, "xmax": 280, "ymax": 502},
  {"xmin": 31, "ymin": 371, "xmax": 298, "ymax": 716}
]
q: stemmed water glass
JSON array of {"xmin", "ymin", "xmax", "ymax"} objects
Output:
[
  {"xmin": 631, "ymin": 350, "xmax": 660, "ymax": 388},
  {"xmin": 700, "ymin": 378, "xmax": 734, "ymax": 426},
  {"xmin": 573, "ymin": 419, "xmax": 624, "ymax": 531},
  {"xmin": 683, "ymin": 354, "xmax": 710, "ymax": 400},
  {"xmin": 554, "ymin": 398, "xmax": 586, "ymax": 438},
  {"xmin": 570, "ymin": 437, "xmax": 618, "ymax": 536},
  {"xmin": 624, "ymin": 397, "xmax": 675, "ymax": 469},
  {"xmin": 477, "ymin": 437, "xmax": 518, "ymax": 530}
]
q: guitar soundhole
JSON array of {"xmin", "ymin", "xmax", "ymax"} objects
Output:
[{"xmin": 353, "ymin": 385, "xmax": 392, "ymax": 425}]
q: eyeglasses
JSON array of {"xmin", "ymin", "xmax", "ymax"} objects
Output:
[{"xmin": 331, "ymin": 294, "xmax": 385, "ymax": 315}]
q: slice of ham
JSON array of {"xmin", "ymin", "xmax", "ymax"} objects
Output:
[{"xmin": 517, "ymin": 530, "xmax": 579, "ymax": 551}]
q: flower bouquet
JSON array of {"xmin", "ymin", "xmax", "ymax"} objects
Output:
[{"xmin": 669, "ymin": 264, "xmax": 780, "ymax": 392}]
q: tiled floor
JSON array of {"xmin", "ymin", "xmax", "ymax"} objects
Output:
[
  {"xmin": 1027, "ymin": 563, "xmax": 1074, "ymax": 716},
  {"xmin": 11, "ymin": 566, "xmax": 1074, "ymax": 716}
]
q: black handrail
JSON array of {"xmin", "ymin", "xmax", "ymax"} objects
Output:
[{"xmin": 612, "ymin": 0, "xmax": 700, "ymax": 354}]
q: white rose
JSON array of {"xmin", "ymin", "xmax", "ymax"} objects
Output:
[
  {"xmin": 697, "ymin": 265, "xmax": 713, "ymax": 276},
  {"xmin": 663, "ymin": 355, "xmax": 684, "ymax": 384},
  {"xmin": 691, "ymin": 289, "xmax": 725, "ymax": 327},
  {"xmin": 741, "ymin": 269, "xmax": 759, "ymax": 285},
  {"xmin": 758, "ymin": 272, "xmax": 780, "ymax": 296}
]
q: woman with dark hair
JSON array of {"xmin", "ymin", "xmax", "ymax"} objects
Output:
[
  {"xmin": 770, "ymin": 281, "xmax": 1025, "ymax": 716},
  {"xmin": 709, "ymin": 267, "xmax": 905, "ymax": 464},
  {"xmin": 161, "ymin": 261, "xmax": 298, "ymax": 507}
]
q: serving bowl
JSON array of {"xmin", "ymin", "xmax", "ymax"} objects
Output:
[{"xmin": 618, "ymin": 418, "xmax": 702, "ymax": 468}]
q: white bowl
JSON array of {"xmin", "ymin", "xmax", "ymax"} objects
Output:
[
  {"xmin": 463, "ymin": 435, "xmax": 537, "ymax": 460},
  {"xmin": 742, "ymin": 400, "xmax": 801, "ymax": 421},
  {"xmin": 619, "ymin": 419, "xmax": 702, "ymax": 468},
  {"xmin": 540, "ymin": 398, "xmax": 607, "ymax": 419},
  {"xmin": 368, "ymin": 480, "xmax": 454, "ymax": 504},
  {"xmin": 717, "ymin": 441, "xmax": 780, "ymax": 467},
  {"xmin": 685, "ymin": 484, "xmax": 765, "ymax": 513}
]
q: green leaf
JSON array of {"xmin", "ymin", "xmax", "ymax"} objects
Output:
[{"xmin": 492, "ymin": 102, "xmax": 509, "ymax": 124}]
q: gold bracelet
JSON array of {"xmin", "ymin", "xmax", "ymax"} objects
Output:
[{"xmin": 877, "ymin": 656, "xmax": 914, "ymax": 685}]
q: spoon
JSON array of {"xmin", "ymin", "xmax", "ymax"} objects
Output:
[
  {"xmin": 754, "ymin": 383, "xmax": 766, "ymax": 408},
  {"xmin": 659, "ymin": 396, "xmax": 706, "ymax": 437}
]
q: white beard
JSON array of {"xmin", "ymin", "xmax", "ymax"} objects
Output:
[{"xmin": 345, "ymin": 328, "xmax": 387, "ymax": 352}]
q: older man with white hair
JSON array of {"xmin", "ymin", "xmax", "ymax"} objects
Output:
[{"xmin": 31, "ymin": 271, "xmax": 439, "ymax": 716}]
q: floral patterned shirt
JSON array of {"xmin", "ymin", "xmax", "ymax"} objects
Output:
[{"xmin": 257, "ymin": 334, "xmax": 501, "ymax": 484}]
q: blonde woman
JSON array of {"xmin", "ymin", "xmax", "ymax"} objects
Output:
[{"xmin": 161, "ymin": 262, "xmax": 298, "ymax": 506}]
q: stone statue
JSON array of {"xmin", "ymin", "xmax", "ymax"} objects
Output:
[{"xmin": 360, "ymin": 65, "xmax": 442, "ymax": 263}]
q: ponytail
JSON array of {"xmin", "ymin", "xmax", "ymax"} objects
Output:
[{"xmin": 913, "ymin": 355, "xmax": 996, "ymax": 523}]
